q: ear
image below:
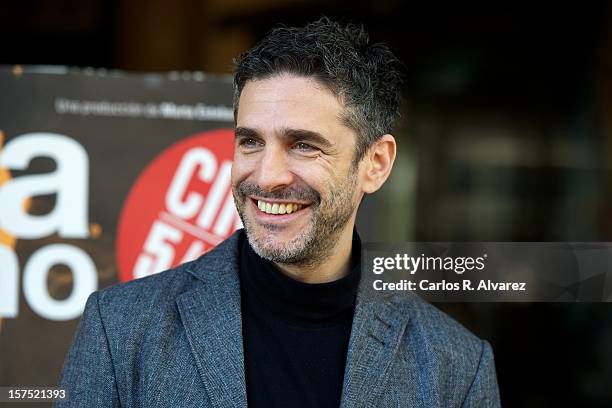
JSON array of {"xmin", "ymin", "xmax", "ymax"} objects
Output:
[{"xmin": 361, "ymin": 134, "xmax": 396, "ymax": 194}]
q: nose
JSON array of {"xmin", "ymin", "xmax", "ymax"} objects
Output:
[{"xmin": 254, "ymin": 143, "xmax": 294, "ymax": 192}]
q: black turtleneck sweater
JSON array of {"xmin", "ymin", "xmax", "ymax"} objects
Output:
[{"xmin": 238, "ymin": 232, "xmax": 361, "ymax": 408}]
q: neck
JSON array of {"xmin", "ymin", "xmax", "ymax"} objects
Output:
[{"xmin": 274, "ymin": 225, "xmax": 356, "ymax": 284}]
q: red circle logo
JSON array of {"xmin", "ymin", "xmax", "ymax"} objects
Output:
[{"xmin": 116, "ymin": 128, "xmax": 240, "ymax": 282}]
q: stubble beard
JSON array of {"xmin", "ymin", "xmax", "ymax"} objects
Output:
[{"xmin": 233, "ymin": 172, "xmax": 358, "ymax": 269}]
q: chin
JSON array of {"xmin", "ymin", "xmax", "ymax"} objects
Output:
[{"xmin": 246, "ymin": 224, "xmax": 311, "ymax": 261}]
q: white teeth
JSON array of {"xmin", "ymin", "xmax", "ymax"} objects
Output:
[{"xmin": 256, "ymin": 200, "xmax": 304, "ymax": 215}]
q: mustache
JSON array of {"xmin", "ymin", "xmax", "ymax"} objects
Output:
[{"xmin": 237, "ymin": 181, "xmax": 321, "ymax": 204}]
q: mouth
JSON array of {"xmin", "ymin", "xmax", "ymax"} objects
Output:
[
  {"xmin": 255, "ymin": 198, "xmax": 307, "ymax": 214},
  {"xmin": 249, "ymin": 197, "xmax": 310, "ymax": 218}
]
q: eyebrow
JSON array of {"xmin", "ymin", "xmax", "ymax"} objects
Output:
[
  {"xmin": 234, "ymin": 126, "xmax": 259, "ymax": 140},
  {"xmin": 235, "ymin": 126, "xmax": 334, "ymax": 150}
]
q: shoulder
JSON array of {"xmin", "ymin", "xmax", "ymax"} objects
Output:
[
  {"xmin": 394, "ymin": 293, "xmax": 488, "ymax": 365},
  {"xmin": 95, "ymin": 260, "xmax": 197, "ymax": 314},
  {"xmin": 388, "ymin": 294, "xmax": 499, "ymax": 402},
  {"xmin": 376, "ymin": 293, "xmax": 500, "ymax": 405},
  {"xmin": 94, "ymin": 229, "xmax": 243, "ymax": 319}
]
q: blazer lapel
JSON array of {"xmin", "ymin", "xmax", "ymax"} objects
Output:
[
  {"xmin": 176, "ymin": 232, "xmax": 247, "ymax": 408},
  {"xmin": 340, "ymin": 277, "xmax": 412, "ymax": 408}
]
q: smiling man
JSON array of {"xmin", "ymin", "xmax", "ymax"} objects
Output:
[
  {"xmin": 232, "ymin": 73, "xmax": 379, "ymax": 283},
  {"xmin": 58, "ymin": 18, "xmax": 500, "ymax": 408}
]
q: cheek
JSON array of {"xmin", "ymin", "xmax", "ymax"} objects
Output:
[
  {"xmin": 291, "ymin": 153, "xmax": 338, "ymax": 178},
  {"xmin": 294, "ymin": 171, "xmax": 335, "ymax": 202},
  {"xmin": 288, "ymin": 163, "xmax": 325, "ymax": 187},
  {"xmin": 231, "ymin": 154, "xmax": 254, "ymax": 183}
]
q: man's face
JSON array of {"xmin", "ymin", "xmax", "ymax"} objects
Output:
[{"xmin": 231, "ymin": 74, "xmax": 364, "ymax": 266}]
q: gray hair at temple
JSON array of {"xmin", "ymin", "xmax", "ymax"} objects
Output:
[{"xmin": 232, "ymin": 17, "xmax": 403, "ymax": 164}]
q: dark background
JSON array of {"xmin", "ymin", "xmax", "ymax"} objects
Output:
[{"xmin": 2, "ymin": 0, "xmax": 612, "ymax": 406}]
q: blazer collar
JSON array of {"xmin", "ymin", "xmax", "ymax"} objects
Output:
[
  {"xmin": 340, "ymin": 267, "xmax": 413, "ymax": 408},
  {"xmin": 177, "ymin": 231, "xmax": 247, "ymax": 408},
  {"xmin": 177, "ymin": 229, "xmax": 412, "ymax": 408}
]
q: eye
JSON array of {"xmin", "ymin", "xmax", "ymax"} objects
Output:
[
  {"xmin": 238, "ymin": 137, "xmax": 262, "ymax": 149},
  {"xmin": 294, "ymin": 142, "xmax": 317, "ymax": 152}
]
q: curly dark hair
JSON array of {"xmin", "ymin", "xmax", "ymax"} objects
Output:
[{"xmin": 233, "ymin": 17, "xmax": 403, "ymax": 163}]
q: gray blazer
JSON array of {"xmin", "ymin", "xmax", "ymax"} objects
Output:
[{"xmin": 58, "ymin": 230, "xmax": 501, "ymax": 407}]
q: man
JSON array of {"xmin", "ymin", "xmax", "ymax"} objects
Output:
[{"xmin": 58, "ymin": 18, "xmax": 501, "ymax": 407}]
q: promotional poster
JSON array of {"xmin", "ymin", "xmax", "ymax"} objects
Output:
[{"xmin": 0, "ymin": 66, "xmax": 237, "ymax": 387}]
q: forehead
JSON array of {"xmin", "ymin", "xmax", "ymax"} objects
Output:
[{"xmin": 236, "ymin": 74, "xmax": 349, "ymax": 138}]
